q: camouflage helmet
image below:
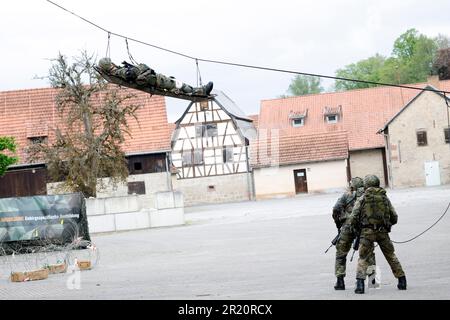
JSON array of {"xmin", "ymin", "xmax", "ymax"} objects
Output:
[
  {"xmin": 98, "ymin": 57, "xmax": 113, "ymax": 71},
  {"xmin": 350, "ymin": 177, "xmax": 364, "ymax": 189},
  {"xmin": 364, "ymin": 175, "xmax": 380, "ymax": 188}
]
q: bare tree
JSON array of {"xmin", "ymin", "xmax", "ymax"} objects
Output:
[{"xmin": 28, "ymin": 52, "xmax": 140, "ymax": 198}]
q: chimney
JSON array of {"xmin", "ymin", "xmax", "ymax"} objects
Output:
[{"xmin": 427, "ymin": 75, "xmax": 440, "ymax": 90}]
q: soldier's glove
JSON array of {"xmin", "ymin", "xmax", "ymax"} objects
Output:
[
  {"xmin": 332, "ymin": 208, "xmax": 340, "ymax": 222},
  {"xmin": 386, "ymin": 223, "xmax": 392, "ymax": 232}
]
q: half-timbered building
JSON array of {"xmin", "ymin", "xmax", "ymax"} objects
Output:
[{"xmin": 170, "ymin": 90, "xmax": 256, "ymax": 205}]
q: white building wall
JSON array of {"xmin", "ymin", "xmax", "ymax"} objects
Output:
[
  {"xmin": 253, "ymin": 159, "xmax": 348, "ymax": 199},
  {"xmin": 47, "ymin": 172, "xmax": 170, "ymax": 207}
]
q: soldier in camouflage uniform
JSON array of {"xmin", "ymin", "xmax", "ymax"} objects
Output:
[
  {"xmin": 349, "ymin": 175, "xmax": 406, "ymax": 294},
  {"xmin": 332, "ymin": 177, "xmax": 376, "ymax": 290},
  {"xmin": 97, "ymin": 58, "xmax": 213, "ymax": 96}
]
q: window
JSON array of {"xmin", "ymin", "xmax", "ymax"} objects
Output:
[
  {"xmin": 134, "ymin": 162, "xmax": 143, "ymax": 171},
  {"xmin": 326, "ymin": 115, "xmax": 338, "ymax": 124},
  {"xmin": 223, "ymin": 146, "xmax": 234, "ymax": 163},
  {"xmin": 195, "ymin": 123, "xmax": 218, "ymax": 138},
  {"xmin": 445, "ymin": 128, "xmax": 450, "ymax": 144},
  {"xmin": 128, "ymin": 181, "xmax": 146, "ymax": 195},
  {"xmin": 182, "ymin": 150, "xmax": 204, "ymax": 166},
  {"xmin": 206, "ymin": 124, "xmax": 218, "ymax": 137},
  {"xmin": 417, "ymin": 131, "xmax": 428, "ymax": 146},
  {"xmin": 28, "ymin": 136, "xmax": 48, "ymax": 145},
  {"xmin": 292, "ymin": 118, "xmax": 304, "ymax": 127},
  {"xmin": 200, "ymin": 101, "xmax": 209, "ymax": 111},
  {"xmin": 195, "ymin": 124, "xmax": 204, "ymax": 138}
]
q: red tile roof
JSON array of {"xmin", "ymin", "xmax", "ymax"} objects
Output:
[
  {"xmin": 0, "ymin": 86, "xmax": 171, "ymax": 165},
  {"xmin": 258, "ymin": 80, "xmax": 450, "ymax": 151},
  {"xmin": 250, "ymin": 131, "xmax": 348, "ymax": 168}
]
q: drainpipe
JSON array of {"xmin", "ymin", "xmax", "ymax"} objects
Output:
[
  {"xmin": 382, "ymin": 132, "xmax": 393, "ymax": 188},
  {"xmin": 165, "ymin": 152, "xmax": 173, "ymax": 192},
  {"xmin": 245, "ymin": 144, "xmax": 255, "ymax": 201}
]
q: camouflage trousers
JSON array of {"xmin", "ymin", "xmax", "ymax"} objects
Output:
[
  {"xmin": 335, "ymin": 225, "xmax": 375, "ymax": 277},
  {"xmin": 356, "ymin": 229, "xmax": 405, "ymax": 280}
]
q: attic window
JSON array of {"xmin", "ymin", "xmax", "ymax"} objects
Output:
[
  {"xmin": 417, "ymin": 130, "xmax": 428, "ymax": 146},
  {"xmin": 292, "ymin": 118, "xmax": 304, "ymax": 127},
  {"xmin": 28, "ymin": 136, "xmax": 48, "ymax": 145},
  {"xmin": 289, "ymin": 109, "xmax": 308, "ymax": 128},
  {"xmin": 196, "ymin": 123, "xmax": 218, "ymax": 138},
  {"xmin": 199, "ymin": 101, "xmax": 209, "ymax": 111},
  {"xmin": 326, "ymin": 114, "xmax": 339, "ymax": 124},
  {"xmin": 324, "ymin": 105, "xmax": 342, "ymax": 124}
]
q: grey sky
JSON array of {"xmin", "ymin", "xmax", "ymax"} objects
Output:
[{"xmin": 1, "ymin": 0, "xmax": 449, "ymax": 122}]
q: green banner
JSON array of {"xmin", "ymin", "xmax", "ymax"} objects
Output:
[{"xmin": 0, "ymin": 193, "xmax": 87, "ymax": 243}]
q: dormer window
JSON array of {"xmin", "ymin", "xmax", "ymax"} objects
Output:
[
  {"xmin": 28, "ymin": 136, "xmax": 48, "ymax": 145},
  {"xmin": 292, "ymin": 118, "xmax": 305, "ymax": 127},
  {"xmin": 326, "ymin": 114, "xmax": 338, "ymax": 124},
  {"xmin": 324, "ymin": 105, "xmax": 342, "ymax": 124},
  {"xmin": 289, "ymin": 109, "xmax": 308, "ymax": 128}
]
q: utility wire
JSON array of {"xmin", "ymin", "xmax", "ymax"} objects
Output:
[
  {"xmin": 46, "ymin": 0, "xmax": 450, "ymax": 95},
  {"xmin": 45, "ymin": 0, "xmax": 196, "ymax": 60}
]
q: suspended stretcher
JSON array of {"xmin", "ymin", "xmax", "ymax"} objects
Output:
[{"xmin": 94, "ymin": 58, "xmax": 214, "ymax": 102}]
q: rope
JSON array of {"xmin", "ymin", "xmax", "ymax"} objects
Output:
[
  {"xmin": 392, "ymin": 202, "xmax": 450, "ymax": 244},
  {"xmin": 105, "ymin": 32, "xmax": 111, "ymax": 58},
  {"xmin": 196, "ymin": 59, "xmax": 203, "ymax": 87},
  {"xmin": 125, "ymin": 38, "xmax": 139, "ymax": 65}
]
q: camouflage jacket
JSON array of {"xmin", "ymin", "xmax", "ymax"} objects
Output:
[
  {"xmin": 333, "ymin": 187, "xmax": 364, "ymax": 225},
  {"xmin": 349, "ymin": 187, "xmax": 398, "ymax": 231}
]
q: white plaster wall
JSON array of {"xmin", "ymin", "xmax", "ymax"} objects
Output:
[
  {"xmin": 253, "ymin": 159, "xmax": 348, "ymax": 199},
  {"xmin": 48, "ymin": 172, "xmax": 170, "ymax": 207}
]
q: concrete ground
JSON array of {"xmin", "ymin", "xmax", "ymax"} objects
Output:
[{"xmin": 0, "ymin": 185, "xmax": 449, "ymax": 300}]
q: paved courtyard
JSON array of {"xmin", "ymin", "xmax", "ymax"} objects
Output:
[{"xmin": 1, "ymin": 185, "xmax": 449, "ymax": 300}]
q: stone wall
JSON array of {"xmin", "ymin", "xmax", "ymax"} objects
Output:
[
  {"xmin": 386, "ymin": 91, "xmax": 450, "ymax": 187},
  {"xmin": 349, "ymin": 149, "xmax": 386, "ymax": 187},
  {"xmin": 172, "ymin": 173, "xmax": 252, "ymax": 206}
]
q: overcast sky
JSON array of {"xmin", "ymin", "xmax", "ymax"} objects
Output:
[{"xmin": 1, "ymin": 0, "xmax": 450, "ymax": 122}]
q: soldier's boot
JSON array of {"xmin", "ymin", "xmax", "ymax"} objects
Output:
[
  {"xmin": 204, "ymin": 81, "xmax": 214, "ymax": 95},
  {"xmin": 397, "ymin": 276, "xmax": 407, "ymax": 290},
  {"xmin": 354, "ymin": 279, "xmax": 365, "ymax": 294},
  {"xmin": 193, "ymin": 81, "xmax": 214, "ymax": 96},
  {"xmin": 334, "ymin": 276, "xmax": 345, "ymax": 290}
]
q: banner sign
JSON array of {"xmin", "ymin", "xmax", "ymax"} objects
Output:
[{"xmin": 0, "ymin": 193, "xmax": 87, "ymax": 243}]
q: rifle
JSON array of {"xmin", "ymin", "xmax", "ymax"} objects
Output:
[
  {"xmin": 350, "ymin": 231, "xmax": 360, "ymax": 261},
  {"xmin": 350, "ymin": 199, "xmax": 364, "ymax": 261},
  {"xmin": 324, "ymin": 229, "xmax": 341, "ymax": 254}
]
